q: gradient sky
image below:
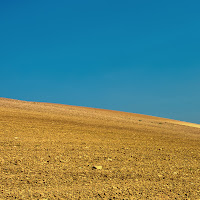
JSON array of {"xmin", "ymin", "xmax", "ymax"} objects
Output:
[{"xmin": 0, "ymin": 0, "xmax": 200, "ymax": 123}]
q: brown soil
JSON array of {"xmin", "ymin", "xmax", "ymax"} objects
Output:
[{"xmin": 0, "ymin": 98, "xmax": 200, "ymax": 199}]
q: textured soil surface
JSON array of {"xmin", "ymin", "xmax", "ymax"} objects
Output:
[{"xmin": 0, "ymin": 98, "xmax": 200, "ymax": 199}]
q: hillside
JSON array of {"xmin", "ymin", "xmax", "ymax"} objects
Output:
[{"xmin": 0, "ymin": 98, "xmax": 200, "ymax": 199}]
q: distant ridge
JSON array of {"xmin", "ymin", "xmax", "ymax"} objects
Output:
[{"xmin": 0, "ymin": 97, "xmax": 199, "ymax": 129}]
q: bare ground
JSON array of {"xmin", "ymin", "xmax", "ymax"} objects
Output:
[{"xmin": 0, "ymin": 98, "xmax": 200, "ymax": 199}]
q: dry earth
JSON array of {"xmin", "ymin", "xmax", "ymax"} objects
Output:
[{"xmin": 0, "ymin": 98, "xmax": 200, "ymax": 199}]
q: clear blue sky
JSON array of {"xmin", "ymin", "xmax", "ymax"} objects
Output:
[{"xmin": 0, "ymin": 0, "xmax": 199, "ymax": 123}]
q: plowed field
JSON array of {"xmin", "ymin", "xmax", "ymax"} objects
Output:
[{"xmin": 0, "ymin": 98, "xmax": 200, "ymax": 199}]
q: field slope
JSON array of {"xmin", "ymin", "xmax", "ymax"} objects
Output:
[{"xmin": 0, "ymin": 98, "xmax": 200, "ymax": 199}]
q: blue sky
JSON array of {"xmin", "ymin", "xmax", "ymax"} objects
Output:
[{"xmin": 0, "ymin": 0, "xmax": 200, "ymax": 123}]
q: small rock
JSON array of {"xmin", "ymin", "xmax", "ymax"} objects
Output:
[
  {"xmin": 92, "ymin": 166, "xmax": 102, "ymax": 170},
  {"xmin": 0, "ymin": 157, "xmax": 5, "ymax": 164},
  {"xmin": 108, "ymin": 158, "xmax": 112, "ymax": 161}
]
